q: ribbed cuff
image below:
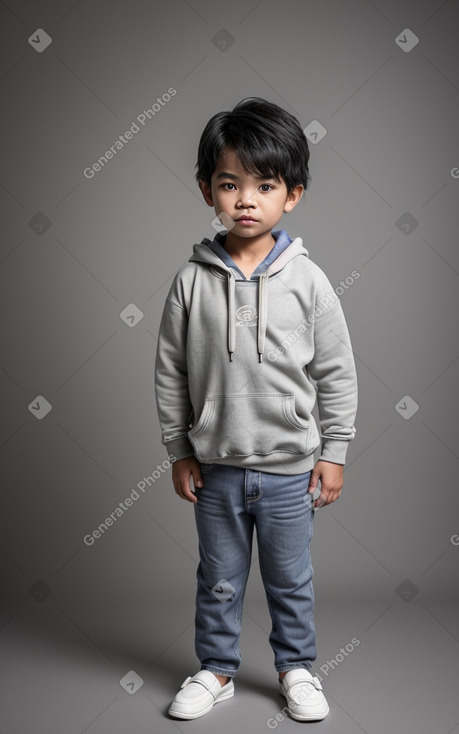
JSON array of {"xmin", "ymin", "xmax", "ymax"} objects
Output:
[
  {"xmin": 164, "ymin": 437, "xmax": 195, "ymax": 462},
  {"xmin": 319, "ymin": 438, "xmax": 349, "ymax": 465}
]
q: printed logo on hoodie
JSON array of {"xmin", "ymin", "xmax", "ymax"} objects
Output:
[{"xmin": 236, "ymin": 304, "xmax": 257, "ymax": 328}]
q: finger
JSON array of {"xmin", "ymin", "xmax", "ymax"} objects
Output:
[
  {"xmin": 320, "ymin": 489, "xmax": 340, "ymax": 507},
  {"xmin": 179, "ymin": 479, "xmax": 198, "ymax": 503},
  {"xmin": 182, "ymin": 487, "xmax": 198, "ymax": 503},
  {"xmin": 313, "ymin": 490, "xmax": 328, "ymax": 508},
  {"xmin": 192, "ymin": 470, "xmax": 204, "ymax": 489}
]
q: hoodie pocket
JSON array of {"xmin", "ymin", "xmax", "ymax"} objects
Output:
[{"xmin": 188, "ymin": 393, "xmax": 317, "ymax": 461}]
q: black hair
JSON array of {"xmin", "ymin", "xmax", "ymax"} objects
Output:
[{"xmin": 195, "ymin": 97, "xmax": 311, "ymax": 195}]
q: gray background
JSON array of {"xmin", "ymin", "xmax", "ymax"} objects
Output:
[{"xmin": 1, "ymin": 1, "xmax": 459, "ymax": 732}]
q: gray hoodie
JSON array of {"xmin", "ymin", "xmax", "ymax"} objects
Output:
[{"xmin": 154, "ymin": 231, "xmax": 358, "ymax": 475}]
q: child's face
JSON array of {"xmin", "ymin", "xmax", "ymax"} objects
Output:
[{"xmin": 199, "ymin": 147, "xmax": 303, "ymax": 242}]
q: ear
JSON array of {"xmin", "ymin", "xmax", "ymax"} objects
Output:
[
  {"xmin": 198, "ymin": 180, "xmax": 214, "ymax": 207},
  {"xmin": 283, "ymin": 185, "xmax": 304, "ymax": 213}
]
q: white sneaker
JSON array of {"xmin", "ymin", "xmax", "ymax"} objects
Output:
[
  {"xmin": 168, "ymin": 670, "xmax": 234, "ymax": 720},
  {"xmin": 279, "ymin": 668, "xmax": 329, "ymax": 721}
]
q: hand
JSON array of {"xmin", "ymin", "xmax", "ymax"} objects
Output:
[
  {"xmin": 172, "ymin": 456, "xmax": 203, "ymax": 503},
  {"xmin": 308, "ymin": 460, "xmax": 344, "ymax": 508}
]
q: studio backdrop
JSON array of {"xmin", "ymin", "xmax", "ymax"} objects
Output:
[{"xmin": 1, "ymin": 1, "xmax": 458, "ymax": 733}]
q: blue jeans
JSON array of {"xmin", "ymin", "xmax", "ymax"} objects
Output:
[{"xmin": 193, "ymin": 463, "xmax": 316, "ymax": 678}]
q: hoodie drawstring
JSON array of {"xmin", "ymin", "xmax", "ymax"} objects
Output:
[
  {"xmin": 227, "ymin": 271, "xmax": 236, "ymax": 361},
  {"xmin": 226, "ymin": 270, "xmax": 268, "ymax": 363},
  {"xmin": 257, "ymin": 273, "xmax": 268, "ymax": 362}
]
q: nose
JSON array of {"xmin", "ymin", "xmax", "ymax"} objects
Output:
[{"xmin": 237, "ymin": 188, "xmax": 257, "ymax": 208}]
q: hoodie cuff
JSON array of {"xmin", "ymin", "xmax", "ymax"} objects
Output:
[
  {"xmin": 319, "ymin": 439, "xmax": 350, "ymax": 466},
  {"xmin": 164, "ymin": 437, "xmax": 195, "ymax": 463}
]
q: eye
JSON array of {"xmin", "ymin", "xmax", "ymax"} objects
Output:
[
  {"xmin": 222, "ymin": 183, "xmax": 236, "ymax": 190},
  {"xmin": 260, "ymin": 184, "xmax": 273, "ymax": 192}
]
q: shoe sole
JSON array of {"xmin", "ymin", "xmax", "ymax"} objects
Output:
[
  {"xmin": 279, "ymin": 686, "xmax": 329, "ymax": 721},
  {"xmin": 168, "ymin": 686, "xmax": 234, "ymax": 720}
]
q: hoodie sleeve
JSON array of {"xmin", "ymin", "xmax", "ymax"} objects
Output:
[
  {"xmin": 154, "ymin": 294, "xmax": 195, "ymax": 462},
  {"xmin": 307, "ymin": 295, "xmax": 358, "ymax": 465}
]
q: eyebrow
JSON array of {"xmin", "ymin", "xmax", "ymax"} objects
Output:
[{"xmin": 215, "ymin": 171, "xmax": 274, "ymax": 181}]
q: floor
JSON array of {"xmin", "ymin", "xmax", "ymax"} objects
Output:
[{"xmin": 1, "ymin": 596, "xmax": 458, "ymax": 734}]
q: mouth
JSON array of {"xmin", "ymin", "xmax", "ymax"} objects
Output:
[{"xmin": 235, "ymin": 216, "xmax": 258, "ymax": 222}]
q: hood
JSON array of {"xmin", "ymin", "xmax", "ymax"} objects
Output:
[{"xmin": 189, "ymin": 232, "xmax": 310, "ymax": 362}]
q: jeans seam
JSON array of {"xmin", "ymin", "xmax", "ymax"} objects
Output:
[
  {"xmin": 258, "ymin": 552, "xmax": 277, "ymax": 632},
  {"xmin": 233, "ymin": 551, "xmax": 252, "ymax": 662},
  {"xmin": 276, "ymin": 663, "xmax": 312, "ymax": 673},
  {"xmin": 201, "ymin": 665, "xmax": 237, "ymax": 677}
]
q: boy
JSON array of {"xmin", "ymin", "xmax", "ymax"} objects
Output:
[{"xmin": 154, "ymin": 97, "xmax": 358, "ymax": 721}]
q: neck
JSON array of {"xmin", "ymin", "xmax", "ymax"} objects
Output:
[{"xmin": 224, "ymin": 231, "xmax": 276, "ymax": 261}]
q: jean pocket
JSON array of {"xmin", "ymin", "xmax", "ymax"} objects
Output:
[{"xmin": 189, "ymin": 393, "xmax": 318, "ymax": 462}]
